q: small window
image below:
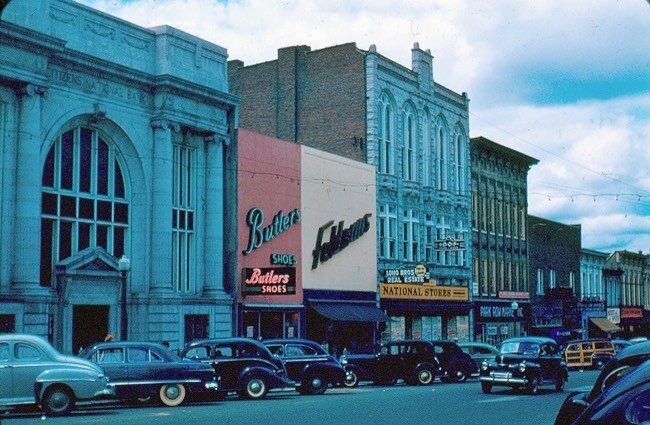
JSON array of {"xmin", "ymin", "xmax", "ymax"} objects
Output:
[
  {"xmin": 285, "ymin": 345, "xmax": 316, "ymax": 357},
  {"xmin": 128, "ymin": 347, "xmax": 148, "ymax": 363},
  {"xmin": 389, "ymin": 345, "xmax": 400, "ymax": 355},
  {"xmin": 236, "ymin": 344, "xmax": 263, "ymax": 358},
  {"xmin": 476, "ymin": 347, "xmax": 493, "ymax": 355},
  {"xmin": 267, "ymin": 345, "xmax": 284, "ymax": 356},
  {"xmin": 212, "ymin": 346, "xmax": 233, "ymax": 358},
  {"xmin": 594, "ymin": 342, "xmax": 612, "ymax": 350},
  {"xmin": 0, "ymin": 343, "xmax": 9, "ymax": 362},
  {"xmin": 581, "ymin": 343, "xmax": 593, "ymax": 350},
  {"xmin": 567, "ymin": 344, "xmax": 579, "ymax": 352},
  {"xmin": 15, "ymin": 344, "xmax": 40, "ymax": 361},
  {"xmin": 380, "ymin": 346, "xmax": 389, "ymax": 355},
  {"xmin": 184, "ymin": 346, "xmax": 210, "ymax": 360},
  {"xmin": 150, "ymin": 350, "xmax": 165, "ymax": 362},
  {"xmin": 97, "ymin": 348, "xmax": 124, "ymax": 364}
]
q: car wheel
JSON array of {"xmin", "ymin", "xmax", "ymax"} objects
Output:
[
  {"xmin": 343, "ymin": 370, "xmax": 359, "ymax": 388},
  {"xmin": 303, "ymin": 375, "xmax": 328, "ymax": 395},
  {"xmin": 555, "ymin": 376, "xmax": 565, "ymax": 392},
  {"xmin": 42, "ymin": 386, "xmax": 75, "ymax": 416},
  {"xmin": 415, "ymin": 367, "xmax": 434, "ymax": 386},
  {"xmin": 451, "ymin": 366, "xmax": 468, "ymax": 383},
  {"xmin": 481, "ymin": 382, "xmax": 492, "ymax": 394},
  {"xmin": 159, "ymin": 384, "xmax": 186, "ymax": 407},
  {"xmin": 239, "ymin": 376, "xmax": 268, "ymax": 400},
  {"xmin": 526, "ymin": 375, "xmax": 539, "ymax": 395}
]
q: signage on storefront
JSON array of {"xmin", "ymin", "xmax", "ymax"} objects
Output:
[
  {"xmin": 311, "ymin": 213, "xmax": 372, "ymax": 269},
  {"xmin": 270, "ymin": 253, "xmax": 298, "ymax": 266},
  {"xmin": 242, "ymin": 207, "xmax": 301, "ymax": 255},
  {"xmin": 621, "ymin": 307, "xmax": 644, "ymax": 319},
  {"xmin": 475, "ymin": 303, "xmax": 527, "ymax": 321},
  {"xmin": 379, "ymin": 284, "xmax": 469, "ymax": 301},
  {"xmin": 242, "ymin": 267, "xmax": 296, "ymax": 295},
  {"xmin": 383, "ymin": 265, "xmax": 433, "ymax": 284},
  {"xmin": 434, "ymin": 236, "xmax": 465, "ymax": 251},
  {"xmin": 607, "ymin": 308, "xmax": 621, "ymax": 325},
  {"xmin": 498, "ymin": 291, "xmax": 530, "ymax": 300},
  {"xmin": 577, "ymin": 300, "xmax": 605, "ymax": 312}
]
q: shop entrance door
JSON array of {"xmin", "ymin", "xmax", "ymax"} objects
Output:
[{"xmin": 72, "ymin": 305, "xmax": 109, "ymax": 354}]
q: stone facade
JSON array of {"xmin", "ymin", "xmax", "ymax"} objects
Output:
[
  {"xmin": 470, "ymin": 136, "xmax": 538, "ymax": 344},
  {"xmin": 229, "ymin": 42, "xmax": 472, "ymax": 342},
  {"xmin": 606, "ymin": 250, "xmax": 649, "ymax": 336},
  {"xmin": 0, "ymin": 0, "xmax": 238, "ymax": 353}
]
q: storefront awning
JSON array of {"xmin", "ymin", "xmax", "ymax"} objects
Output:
[
  {"xmin": 590, "ymin": 317, "xmax": 621, "ymax": 333},
  {"xmin": 309, "ymin": 301, "xmax": 389, "ymax": 322}
]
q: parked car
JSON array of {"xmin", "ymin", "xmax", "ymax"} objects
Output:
[
  {"xmin": 554, "ymin": 341, "xmax": 650, "ymax": 425},
  {"xmin": 611, "ymin": 339, "xmax": 633, "ymax": 353},
  {"xmin": 458, "ymin": 342, "xmax": 499, "ymax": 370},
  {"xmin": 629, "ymin": 336, "xmax": 648, "ymax": 344},
  {"xmin": 431, "ymin": 340, "xmax": 481, "ymax": 382},
  {"xmin": 264, "ymin": 339, "xmax": 347, "ymax": 395},
  {"xmin": 181, "ymin": 338, "xmax": 294, "ymax": 400},
  {"xmin": 0, "ymin": 334, "xmax": 113, "ymax": 416},
  {"xmin": 563, "ymin": 339, "xmax": 615, "ymax": 370},
  {"xmin": 566, "ymin": 359, "xmax": 650, "ymax": 424},
  {"xmin": 480, "ymin": 337, "xmax": 568, "ymax": 395},
  {"xmin": 81, "ymin": 341, "xmax": 219, "ymax": 407},
  {"xmin": 340, "ymin": 340, "xmax": 442, "ymax": 387}
]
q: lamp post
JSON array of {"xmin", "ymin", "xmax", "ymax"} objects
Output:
[
  {"xmin": 118, "ymin": 255, "xmax": 131, "ymax": 341},
  {"xmin": 511, "ymin": 301, "xmax": 519, "ymax": 337}
]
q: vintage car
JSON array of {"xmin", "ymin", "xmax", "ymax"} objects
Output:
[
  {"xmin": 431, "ymin": 340, "xmax": 481, "ymax": 383},
  {"xmin": 181, "ymin": 337, "xmax": 294, "ymax": 400},
  {"xmin": 264, "ymin": 338, "xmax": 347, "ymax": 395},
  {"xmin": 567, "ymin": 359, "xmax": 650, "ymax": 424},
  {"xmin": 340, "ymin": 340, "xmax": 442, "ymax": 387},
  {"xmin": 563, "ymin": 339, "xmax": 615, "ymax": 370},
  {"xmin": 458, "ymin": 342, "xmax": 499, "ymax": 370},
  {"xmin": 554, "ymin": 341, "xmax": 650, "ymax": 425},
  {"xmin": 0, "ymin": 334, "xmax": 113, "ymax": 416},
  {"xmin": 480, "ymin": 336, "xmax": 568, "ymax": 395},
  {"xmin": 81, "ymin": 341, "xmax": 219, "ymax": 407},
  {"xmin": 611, "ymin": 339, "xmax": 633, "ymax": 353}
]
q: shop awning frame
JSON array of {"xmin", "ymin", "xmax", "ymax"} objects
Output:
[
  {"xmin": 308, "ymin": 300, "xmax": 389, "ymax": 323},
  {"xmin": 590, "ymin": 317, "xmax": 622, "ymax": 333}
]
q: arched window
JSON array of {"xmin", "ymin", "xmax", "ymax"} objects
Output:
[
  {"xmin": 422, "ymin": 111, "xmax": 431, "ymax": 186},
  {"xmin": 455, "ymin": 133, "xmax": 464, "ymax": 194},
  {"xmin": 41, "ymin": 126, "xmax": 129, "ymax": 285},
  {"xmin": 403, "ymin": 105, "xmax": 416, "ymax": 181},
  {"xmin": 436, "ymin": 118, "xmax": 448, "ymax": 191},
  {"xmin": 378, "ymin": 93, "xmax": 394, "ymax": 175}
]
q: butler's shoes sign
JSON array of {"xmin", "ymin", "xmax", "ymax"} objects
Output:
[{"xmin": 242, "ymin": 267, "xmax": 296, "ymax": 295}]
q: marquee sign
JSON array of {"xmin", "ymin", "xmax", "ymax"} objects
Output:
[
  {"xmin": 311, "ymin": 213, "xmax": 372, "ymax": 269},
  {"xmin": 379, "ymin": 283, "xmax": 468, "ymax": 301},
  {"xmin": 242, "ymin": 207, "xmax": 300, "ymax": 255},
  {"xmin": 242, "ymin": 267, "xmax": 296, "ymax": 295}
]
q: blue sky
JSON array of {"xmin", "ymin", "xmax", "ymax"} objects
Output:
[{"xmin": 82, "ymin": 0, "xmax": 650, "ymax": 254}]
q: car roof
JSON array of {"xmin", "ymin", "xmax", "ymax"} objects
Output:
[
  {"xmin": 85, "ymin": 341, "xmax": 166, "ymax": 350},
  {"xmin": 0, "ymin": 333, "xmax": 49, "ymax": 345},
  {"xmin": 263, "ymin": 338, "xmax": 321, "ymax": 347},
  {"xmin": 502, "ymin": 337, "xmax": 557, "ymax": 345},
  {"xmin": 383, "ymin": 339, "xmax": 434, "ymax": 345},
  {"xmin": 617, "ymin": 341, "xmax": 650, "ymax": 360},
  {"xmin": 458, "ymin": 342, "xmax": 496, "ymax": 348},
  {"xmin": 565, "ymin": 339, "xmax": 614, "ymax": 344},
  {"xmin": 185, "ymin": 337, "xmax": 265, "ymax": 347}
]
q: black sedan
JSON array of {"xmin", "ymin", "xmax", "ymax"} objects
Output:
[
  {"xmin": 340, "ymin": 340, "xmax": 442, "ymax": 387},
  {"xmin": 480, "ymin": 337, "xmax": 568, "ymax": 395},
  {"xmin": 181, "ymin": 338, "xmax": 294, "ymax": 400},
  {"xmin": 431, "ymin": 340, "xmax": 480, "ymax": 383},
  {"xmin": 555, "ymin": 341, "xmax": 650, "ymax": 425},
  {"xmin": 264, "ymin": 338, "xmax": 347, "ymax": 395},
  {"xmin": 81, "ymin": 341, "xmax": 219, "ymax": 407}
]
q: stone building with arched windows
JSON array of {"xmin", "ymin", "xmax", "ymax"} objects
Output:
[
  {"xmin": 229, "ymin": 42, "xmax": 472, "ymax": 343},
  {"xmin": 0, "ymin": 0, "xmax": 238, "ymax": 354}
]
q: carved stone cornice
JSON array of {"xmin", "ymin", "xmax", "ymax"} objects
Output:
[
  {"xmin": 150, "ymin": 118, "xmax": 180, "ymax": 133},
  {"xmin": 19, "ymin": 83, "xmax": 47, "ymax": 97}
]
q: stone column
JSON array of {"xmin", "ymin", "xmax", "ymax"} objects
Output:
[
  {"xmin": 13, "ymin": 84, "xmax": 47, "ymax": 294},
  {"xmin": 150, "ymin": 119, "xmax": 174, "ymax": 294},
  {"xmin": 204, "ymin": 134, "xmax": 225, "ymax": 295}
]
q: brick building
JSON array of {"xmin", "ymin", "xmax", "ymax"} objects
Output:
[{"xmin": 229, "ymin": 42, "xmax": 473, "ymax": 342}]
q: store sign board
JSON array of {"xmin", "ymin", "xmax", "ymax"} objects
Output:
[
  {"xmin": 621, "ymin": 307, "xmax": 644, "ymax": 319},
  {"xmin": 383, "ymin": 265, "xmax": 433, "ymax": 284},
  {"xmin": 607, "ymin": 308, "xmax": 621, "ymax": 325},
  {"xmin": 434, "ymin": 236, "xmax": 465, "ymax": 251},
  {"xmin": 498, "ymin": 291, "xmax": 530, "ymax": 300},
  {"xmin": 475, "ymin": 303, "xmax": 526, "ymax": 321},
  {"xmin": 242, "ymin": 267, "xmax": 296, "ymax": 295},
  {"xmin": 311, "ymin": 213, "xmax": 372, "ymax": 270},
  {"xmin": 379, "ymin": 284, "xmax": 469, "ymax": 301},
  {"xmin": 242, "ymin": 207, "xmax": 301, "ymax": 255}
]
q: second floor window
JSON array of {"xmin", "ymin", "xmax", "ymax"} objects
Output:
[{"xmin": 172, "ymin": 144, "xmax": 195, "ymax": 293}]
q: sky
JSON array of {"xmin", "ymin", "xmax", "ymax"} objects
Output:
[{"xmin": 81, "ymin": 0, "xmax": 650, "ymax": 254}]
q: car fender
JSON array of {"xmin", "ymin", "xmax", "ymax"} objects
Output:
[
  {"xmin": 302, "ymin": 362, "xmax": 346, "ymax": 383},
  {"xmin": 415, "ymin": 361, "xmax": 442, "ymax": 376},
  {"xmin": 35, "ymin": 368, "xmax": 107, "ymax": 401},
  {"xmin": 238, "ymin": 366, "xmax": 286, "ymax": 389},
  {"xmin": 344, "ymin": 364, "xmax": 372, "ymax": 380},
  {"xmin": 448, "ymin": 358, "xmax": 476, "ymax": 374}
]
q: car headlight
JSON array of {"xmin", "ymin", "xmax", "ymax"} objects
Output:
[
  {"xmin": 481, "ymin": 361, "xmax": 488, "ymax": 371},
  {"xmin": 518, "ymin": 362, "xmax": 526, "ymax": 373}
]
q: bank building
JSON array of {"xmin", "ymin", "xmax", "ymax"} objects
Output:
[{"xmin": 0, "ymin": 0, "xmax": 239, "ymax": 353}]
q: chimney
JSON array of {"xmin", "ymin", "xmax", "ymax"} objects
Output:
[{"xmin": 411, "ymin": 42, "xmax": 433, "ymax": 93}]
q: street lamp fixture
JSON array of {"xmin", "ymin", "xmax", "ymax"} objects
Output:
[
  {"xmin": 118, "ymin": 255, "xmax": 131, "ymax": 341},
  {"xmin": 511, "ymin": 301, "xmax": 519, "ymax": 337}
]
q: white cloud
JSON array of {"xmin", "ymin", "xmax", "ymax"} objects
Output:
[{"xmin": 79, "ymin": 0, "xmax": 650, "ymax": 253}]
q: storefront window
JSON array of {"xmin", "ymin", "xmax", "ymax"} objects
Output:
[{"xmin": 243, "ymin": 310, "xmax": 300, "ymax": 340}]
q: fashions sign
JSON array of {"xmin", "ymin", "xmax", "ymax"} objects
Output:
[
  {"xmin": 311, "ymin": 214, "xmax": 372, "ymax": 269},
  {"xmin": 242, "ymin": 267, "xmax": 296, "ymax": 295},
  {"xmin": 242, "ymin": 207, "xmax": 301, "ymax": 255}
]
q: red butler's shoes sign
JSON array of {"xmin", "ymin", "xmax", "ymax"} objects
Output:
[{"xmin": 242, "ymin": 267, "xmax": 296, "ymax": 295}]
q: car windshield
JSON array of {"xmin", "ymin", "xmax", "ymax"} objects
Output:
[{"xmin": 500, "ymin": 342, "xmax": 539, "ymax": 356}]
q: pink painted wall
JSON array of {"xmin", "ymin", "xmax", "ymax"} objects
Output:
[{"xmin": 237, "ymin": 129, "xmax": 302, "ymax": 305}]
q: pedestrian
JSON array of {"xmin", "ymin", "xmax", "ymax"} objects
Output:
[{"xmin": 104, "ymin": 333, "xmax": 116, "ymax": 342}]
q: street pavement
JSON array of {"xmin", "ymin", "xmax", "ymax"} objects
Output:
[{"xmin": 2, "ymin": 370, "xmax": 600, "ymax": 425}]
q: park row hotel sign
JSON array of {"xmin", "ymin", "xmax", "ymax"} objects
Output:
[{"xmin": 380, "ymin": 265, "xmax": 469, "ymax": 302}]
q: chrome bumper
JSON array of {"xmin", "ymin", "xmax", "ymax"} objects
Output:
[
  {"xmin": 480, "ymin": 376, "xmax": 527, "ymax": 385},
  {"xmin": 93, "ymin": 386, "xmax": 116, "ymax": 398}
]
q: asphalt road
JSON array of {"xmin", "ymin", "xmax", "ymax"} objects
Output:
[{"xmin": 2, "ymin": 370, "xmax": 600, "ymax": 425}]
